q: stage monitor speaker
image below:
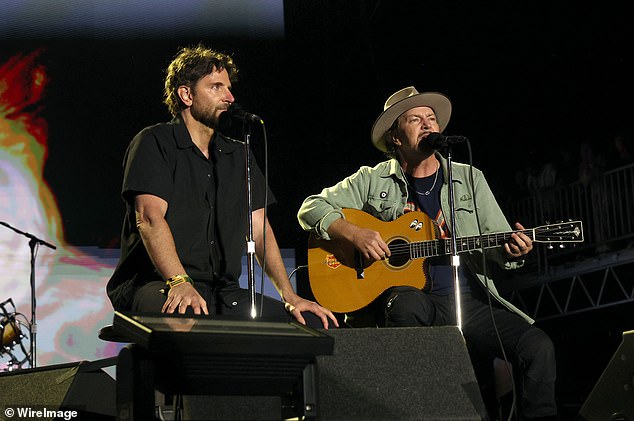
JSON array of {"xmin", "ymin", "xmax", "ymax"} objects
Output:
[
  {"xmin": 0, "ymin": 359, "xmax": 116, "ymax": 420},
  {"xmin": 578, "ymin": 329, "xmax": 634, "ymax": 421},
  {"xmin": 314, "ymin": 326, "xmax": 487, "ymax": 421}
]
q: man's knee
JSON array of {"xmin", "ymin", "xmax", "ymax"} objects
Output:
[
  {"xmin": 384, "ymin": 287, "xmax": 433, "ymax": 327},
  {"xmin": 132, "ymin": 281, "xmax": 167, "ymax": 313},
  {"xmin": 517, "ymin": 328, "xmax": 556, "ymax": 382}
]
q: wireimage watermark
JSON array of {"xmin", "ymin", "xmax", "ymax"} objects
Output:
[{"xmin": 3, "ymin": 406, "xmax": 78, "ymax": 420}]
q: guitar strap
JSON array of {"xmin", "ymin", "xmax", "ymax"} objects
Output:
[{"xmin": 406, "ymin": 169, "xmax": 475, "ymax": 295}]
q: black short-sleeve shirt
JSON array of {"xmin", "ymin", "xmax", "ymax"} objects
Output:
[{"xmin": 106, "ymin": 116, "xmax": 273, "ymax": 310}]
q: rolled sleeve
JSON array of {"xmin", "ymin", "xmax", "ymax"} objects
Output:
[
  {"xmin": 297, "ymin": 166, "xmax": 375, "ymax": 239},
  {"xmin": 297, "ymin": 197, "xmax": 344, "ymax": 240}
]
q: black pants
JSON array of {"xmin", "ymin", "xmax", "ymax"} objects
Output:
[
  {"xmin": 382, "ymin": 286, "xmax": 557, "ymax": 420},
  {"xmin": 131, "ymin": 280, "xmax": 322, "ymax": 328}
]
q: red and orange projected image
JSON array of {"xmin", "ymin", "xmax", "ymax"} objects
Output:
[{"xmin": 0, "ymin": 51, "xmax": 121, "ymax": 371}]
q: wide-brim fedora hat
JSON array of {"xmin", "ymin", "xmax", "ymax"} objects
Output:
[{"xmin": 371, "ymin": 86, "xmax": 452, "ymax": 152}]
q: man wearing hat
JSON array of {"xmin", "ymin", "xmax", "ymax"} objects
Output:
[{"xmin": 297, "ymin": 87, "xmax": 557, "ymax": 420}]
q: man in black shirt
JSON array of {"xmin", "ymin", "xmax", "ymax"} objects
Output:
[{"xmin": 107, "ymin": 45, "xmax": 337, "ymax": 328}]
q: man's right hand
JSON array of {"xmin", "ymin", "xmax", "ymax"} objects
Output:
[
  {"xmin": 350, "ymin": 226, "xmax": 391, "ymax": 261},
  {"xmin": 161, "ymin": 282, "xmax": 209, "ymax": 315},
  {"xmin": 328, "ymin": 218, "xmax": 390, "ymax": 262}
]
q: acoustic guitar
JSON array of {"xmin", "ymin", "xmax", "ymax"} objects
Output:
[{"xmin": 307, "ymin": 208, "xmax": 584, "ymax": 313}]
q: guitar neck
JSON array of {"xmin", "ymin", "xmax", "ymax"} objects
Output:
[{"xmin": 409, "ymin": 229, "xmax": 532, "ymax": 258}]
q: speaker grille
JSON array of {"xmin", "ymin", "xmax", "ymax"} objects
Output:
[{"xmin": 315, "ymin": 326, "xmax": 486, "ymax": 421}]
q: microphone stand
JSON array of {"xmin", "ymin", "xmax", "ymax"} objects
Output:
[
  {"xmin": 438, "ymin": 147, "xmax": 463, "ymax": 333},
  {"xmin": 0, "ymin": 221, "xmax": 57, "ymax": 368},
  {"xmin": 241, "ymin": 123, "xmax": 258, "ymax": 319}
]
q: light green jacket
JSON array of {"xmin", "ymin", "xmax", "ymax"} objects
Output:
[{"xmin": 298, "ymin": 154, "xmax": 533, "ymax": 323}]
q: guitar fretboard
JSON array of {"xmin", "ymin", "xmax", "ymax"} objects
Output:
[{"xmin": 406, "ymin": 230, "xmax": 535, "ymax": 259}]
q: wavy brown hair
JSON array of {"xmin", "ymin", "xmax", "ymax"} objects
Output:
[{"xmin": 163, "ymin": 44, "xmax": 238, "ymax": 116}]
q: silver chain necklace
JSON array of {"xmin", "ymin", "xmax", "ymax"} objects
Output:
[{"xmin": 402, "ymin": 162, "xmax": 440, "ymax": 196}]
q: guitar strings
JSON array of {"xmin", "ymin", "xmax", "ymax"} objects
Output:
[
  {"xmin": 385, "ymin": 230, "xmax": 532, "ymax": 258},
  {"xmin": 383, "ymin": 223, "xmax": 580, "ymax": 260}
]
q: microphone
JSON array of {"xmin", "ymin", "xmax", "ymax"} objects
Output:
[
  {"xmin": 217, "ymin": 103, "xmax": 263, "ymax": 132},
  {"xmin": 425, "ymin": 132, "xmax": 468, "ymax": 149},
  {"xmin": 227, "ymin": 103, "xmax": 263, "ymax": 124}
]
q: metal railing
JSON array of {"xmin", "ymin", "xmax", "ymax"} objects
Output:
[
  {"xmin": 503, "ymin": 162, "xmax": 634, "ymax": 276},
  {"xmin": 497, "ymin": 162, "xmax": 634, "ymax": 320}
]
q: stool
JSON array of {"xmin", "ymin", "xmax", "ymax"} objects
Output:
[
  {"xmin": 98, "ymin": 324, "xmax": 129, "ymax": 343},
  {"xmin": 97, "ymin": 324, "xmax": 176, "ymax": 421}
]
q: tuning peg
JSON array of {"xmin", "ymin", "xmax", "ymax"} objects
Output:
[
  {"xmin": 547, "ymin": 244, "xmax": 554, "ymax": 250},
  {"xmin": 559, "ymin": 244, "xmax": 565, "ymax": 249}
]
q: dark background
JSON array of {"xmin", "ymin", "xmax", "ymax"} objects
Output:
[{"xmin": 3, "ymin": 1, "xmax": 633, "ymax": 415}]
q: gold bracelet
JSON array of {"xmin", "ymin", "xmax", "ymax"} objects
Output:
[
  {"xmin": 161, "ymin": 274, "xmax": 193, "ymax": 295},
  {"xmin": 166, "ymin": 274, "xmax": 193, "ymax": 287}
]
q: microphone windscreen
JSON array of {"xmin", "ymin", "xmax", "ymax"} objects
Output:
[
  {"xmin": 217, "ymin": 110, "xmax": 234, "ymax": 132},
  {"xmin": 426, "ymin": 132, "xmax": 447, "ymax": 149}
]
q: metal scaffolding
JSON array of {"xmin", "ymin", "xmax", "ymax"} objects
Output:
[{"xmin": 500, "ymin": 162, "xmax": 634, "ymax": 321}]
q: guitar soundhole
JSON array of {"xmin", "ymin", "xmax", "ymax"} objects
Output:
[{"xmin": 387, "ymin": 239, "xmax": 409, "ymax": 268}]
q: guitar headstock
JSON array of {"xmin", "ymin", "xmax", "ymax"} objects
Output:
[{"xmin": 533, "ymin": 220, "xmax": 584, "ymax": 244}]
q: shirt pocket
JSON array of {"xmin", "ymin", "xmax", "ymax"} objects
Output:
[
  {"xmin": 365, "ymin": 195, "xmax": 397, "ymax": 221},
  {"xmin": 453, "ymin": 192, "xmax": 478, "ymax": 235},
  {"xmin": 454, "ymin": 191, "xmax": 475, "ymax": 214}
]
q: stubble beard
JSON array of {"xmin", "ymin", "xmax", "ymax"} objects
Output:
[{"xmin": 190, "ymin": 103, "xmax": 221, "ymax": 130}]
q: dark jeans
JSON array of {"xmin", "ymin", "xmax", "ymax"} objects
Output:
[
  {"xmin": 382, "ymin": 286, "xmax": 557, "ymax": 420},
  {"xmin": 131, "ymin": 280, "xmax": 323, "ymax": 328}
]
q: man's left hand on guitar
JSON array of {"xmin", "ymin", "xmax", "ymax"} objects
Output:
[{"xmin": 504, "ymin": 222, "xmax": 533, "ymax": 258}]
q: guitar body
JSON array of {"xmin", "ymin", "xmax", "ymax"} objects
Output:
[
  {"xmin": 307, "ymin": 209, "xmax": 436, "ymax": 313},
  {"xmin": 307, "ymin": 209, "xmax": 584, "ymax": 313}
]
